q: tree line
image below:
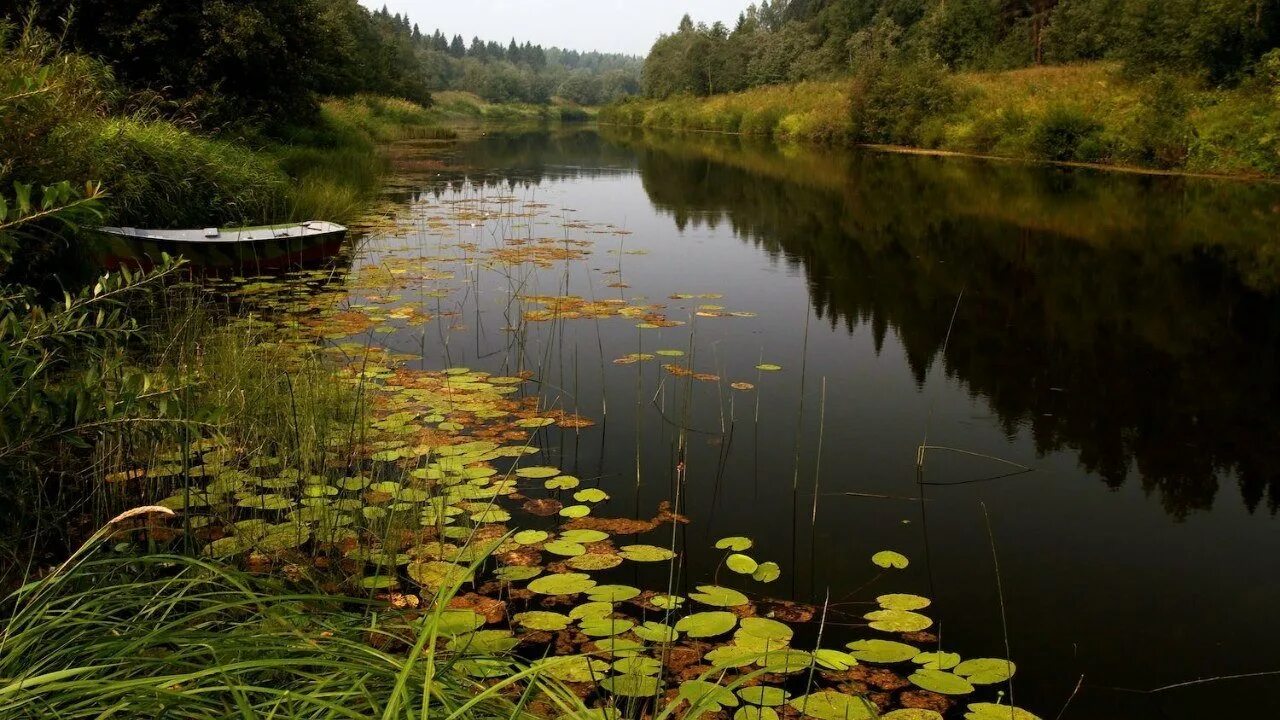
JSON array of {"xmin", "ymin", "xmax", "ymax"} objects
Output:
[
  {"xmin": 5, "ymin": 0, "xmax": 639, "ymax": 130},
  {"xmin": 642, "ymin": 0, "xmax": 1280, "ymax": 98}
]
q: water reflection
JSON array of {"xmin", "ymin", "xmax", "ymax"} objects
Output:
[{"xmin": 595, "ymin": 127, "xmax": 1280, "ymax": 519}]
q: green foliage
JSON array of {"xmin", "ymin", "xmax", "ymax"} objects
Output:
[{"xmin": 1029, "ymin": 105, "xmax": 1105, "ymax": 161}]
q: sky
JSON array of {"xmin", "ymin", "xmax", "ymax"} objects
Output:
[{"xmin": 359, "ymin": 1, "xmax": 746, "ymax": 56}]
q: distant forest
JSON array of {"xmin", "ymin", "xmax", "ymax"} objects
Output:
[
  {"xmin": 8, "ymin": 0, "xmax": 640, "ymax": 128},
  {"xmin": 643, "ymin": 0, "xmax": 1280, "ymax": 97}
]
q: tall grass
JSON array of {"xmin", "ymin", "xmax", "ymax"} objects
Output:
[{"xmin": 0, "ymin": 545, "xmax": 586, "ymax": 719}]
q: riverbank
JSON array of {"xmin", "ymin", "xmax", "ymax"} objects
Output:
[{"xmin": 600, "ymin": 63, "xmax": 1280, "ymax": 179}]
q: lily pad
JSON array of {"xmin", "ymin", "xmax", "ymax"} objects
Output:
[
  {"xmin": 545, "ymin": 475, "xmax": 580, "ymax": 490},
  {"xmin": 537, "ymin": 655, "xmax": 608, "ymax": 683},
  {"xmin": 495, "ymin": 565, "xmax": 542, "ymax": 582},
  {"xmin": 864, "ymin": 609, "xmax": 933, "ymax": 633},
  {"xmin": 909, "ymin": 669, "xmax": 975, "ymax": 695},
  {"xmin": 632, "ymin": 621, "xmax": 679, "ymax": 643},
  {"xmin": 964, "ymin": 703, "xmax": 1042, "ymax": 720},
  {"xmin": 574, "ymin": 488, "xmax": 609, "ymax": 503},
  {"xmin": 675, "ymin": 611, "xmax": 738, "ymax": 638},
  {"xmin": 570, "ymin": 602, "xmax": 615, "ymax": 621},
  {"xmin": 690, "ymin": 584, "xmax": 750, "ymax": 607},
  {"xmin": 515, "ymin": 466, "xmax": 560, "ymax": 479},
  {"xmin": 560, "ymin": 529, "xmax": 609, "ymax": 543},
  {"xmin": 715, "ymin": 536, "xmax": 753, "ymax": 551},
  {"xmin": 954, "ymin": 658, "xmax": 1017, "ymax": 684},
  {"xmin": 737, "ymin": 686, "xmax": 790, "ymax": 707},
  {"xmin": 651, "ymin": 594, "xmax": 685, "ymax": 610},
  {"xmin": 813, "ymin": 649, "xmax": 859, "ymax": 671},
  {"xmin": 735, "ymin": 708, "xmax": 779, "ymax": 720},
  {"xmin": 514, "ymin": 611, "xmax": 571, "ymax": 631},
  {"xmin": 877, "ymin": 593, "xmax": 931, "ymax": 611},
  {"xmin": 559, "ymin": 504, "xmax": 591, "ymax": 518},
  {"xmin": 579, "ymin": 617, "xmax": 635, "ymax": 637},
  {"xmin": 618, "ymin": 544, "xmax": 677, "ymax": 562},
  {"xmin": 872, "ymin": 550, "xmax": 909, "ymax": 569},
  {"xmin": 586, "ymin": 584, "xmax": 640, "ymax": 602},
  {"xmin": 612, "ymin": 656, "xmax": 662, "ymax": 676},
  {"xmin": 600, "ymin": 673, "xmax": 660, "ymax": 697},
  {"xmin": 513, "ymin": 529, "xmax": 549, "ymax": 545},
  {"xmin": 788, "ymin": 692, "xmax": 876, "ymax": 720},
  {"xmin": 543, "ymin": 539, "xmax": 587, "ymax": 557},
  {"xmin": 706, "ymin": 645, "xmax": 765, "ymax": 668},
  {"xmin": 680, "ymin": 680, "xmax": 739, "ymax": 711},
  {"xmin": 528, "ymin": 572, "xmax": 596, "ymax": 596},
  {"xmin": 568, "ymin": 553, "xmax": 623, "ymax": 570},
  {"xmin": 913, "ymin": 651, "xmax": 961, "ymax": 670},
  {"xmin": 752, "ymin": 562, "xmax": 781, "ymax": 583},
  {"xmin": 738, "ymin": 617, "xmax": 793, "ymax": 644},
  {"xmin": 845, "ymin": 639, "xmax": 920, "ymax": 663},
  {"xmin": 727, "ymin": 553, "xmax": 759, "ymax": 574},
  {"xmin": 883, "ymin": 711, "xmax": 944, "ymax": 720}
]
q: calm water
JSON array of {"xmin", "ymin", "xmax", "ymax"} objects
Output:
[{"xmin": 367, "ymin": 127, "xmax": 1280, "ymax": 718}]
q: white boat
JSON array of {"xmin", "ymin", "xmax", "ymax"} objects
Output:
[{"xmin": 95, "ymin": 220, "xmax": 347, "ymax": 244}]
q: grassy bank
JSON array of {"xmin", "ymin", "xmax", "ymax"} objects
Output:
[
  {"xmin": 601, "ymin": 63, "xmax": 1280, "ymax": 178},
  {"xmin": 429, "ymin": 91, "xmax": 595, "ymax": 124}
]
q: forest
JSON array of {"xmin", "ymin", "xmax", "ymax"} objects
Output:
[{"xmin": 641, "ymin": 0, "xmax": 1280, "ymax": 97}]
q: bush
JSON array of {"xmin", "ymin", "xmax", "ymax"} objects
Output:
[
  {"xmin": 851, "ymin": 59, "xmax": 958, "ymax": 145},
  {"xmin": 1030, "ymin": 105, "xmax": 1105, "ymax": 161}
]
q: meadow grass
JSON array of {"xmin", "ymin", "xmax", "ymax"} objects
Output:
[{"xmin": 601, "ymin": 62, "xmax": 1280, "ymax": 177}]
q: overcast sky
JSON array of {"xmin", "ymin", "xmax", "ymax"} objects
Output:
[{"xmin": 359, "ymin": 1, "xmax": 746, "ymax": 56}]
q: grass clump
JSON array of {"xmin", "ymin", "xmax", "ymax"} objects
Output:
[{"xmin": 0, "ymin": 548, "xmax": 585, "ymax": 719}]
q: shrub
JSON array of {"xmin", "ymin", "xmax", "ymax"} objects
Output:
[
  {"xmin": 851, "ymin": 59, "xmax": 958, "ymax": 145},
  {"xmin": 1030, "ymin": 105, "xmax": 1105, "ymax": 161}
]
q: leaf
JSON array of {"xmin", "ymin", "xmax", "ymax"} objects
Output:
[
  {"xmin": 431, "ymin": 610, "xmax": 486, "ymax": 635},
  {"xmin": 559, "ymin": 504, "xmax": 591, "ymax": 518},
  {"xmin": 752, "ymin": 561, "xmax": 781, "ymax": 583},
  {"xmin": 690, "ymin": 584, "xmax": 749, "ymax": 607},
  {"xmin": 586, "ymin": 584, "xmax": 640, "ymax": 602},
  {"xmin": 883, "ymin": 711, "xmax": 945, "ymax": 720},
  {"xmin": 864, "ymin": 609, "xmax": 933, "ymax": 633},
  {"xmin": 600, "ymin": 673, "xmax": 660, "ymax": 697},
  {"xmin": 758, "ymin": 649, "xmax": 814, "ymax": 674},
  {"xmin": 568, "ymin": 553, "xmax": 623, "ymax": 570},
  {"xmin": 735, "ymin": 708, "xmax": 779, "ymax": 720},
  {"xmin": 569, "ymin": 601, "xmax": 614, "ymax": 620},
  {"xmin": 494, "ymin": 565, "xmax": 541, "ymax": 582},
  {"xmin": 913, "ymin": 651, "xmax": 961, "ymax": 670},
  {"xmin": 536, "ymin": 655, "xmax": 609, "ymax": 683},
  {"xmin": 738, "ymin": 617, "xmax": 793, "ymax": 645},
  {"xmin": 632, "ymin": 621, "xmax": 679, "ymax": 643},
  {"xmin": 618, "ymin": 544, "xmax": 676, "ymax": 562},
  {"xmin": 908, "ymin": 669, "xmax": 975, "ymax": 695},
  {"xmin": 515, "ymin": 466, "xmax": 560, "ymax": 479},
  {"xmin": 871, "ymin": 550, "xmax": 909, "ymax": 569},
  {"xmin": 706, "ymin": 646, "xmax": 764, "ymax": 668},
  {"xmin": 514, "ymin": 611, "xmax": 571, "ymax": 631},
  {"xmin": 726, "ymin": 553, "xmax": 758, "ymax": 574},
  {"xmin": 407, "ymin": 560, "xmax": 472, "ymax": 590},
  {"xmin": 560, "ymin": 529, "xmax": 608, "ymax": 543},
  {"xmin": 877, "ymin": 593, "xmax": 931, "ymax": 611},
  {"xmin": 755, "ymin": 364, "xmax": 782, "ymax": 372},
  {"xmin": 964, "ymin": 703, "xmax": 1042, "ymax": 720},
  {"xmin": 543, "ymin": 539, "xmax": 587, "ymax": 557},
  {"xmin": 715, "ymin": 536, "xmax": 753, "ymax": 551},
  {"xmin": 545, "ymin": 475, "xmax": 580, "ymax": 489},
  {"xmin": 612, "ymin": 656, "xmax": 662, "ymax": 676},
  {"xmin": 813, "ymin": 649, "xmax": 859, "ymax": 671},
  {"xmin": 574, "ymin": 488, "xmax": 609, "ymax": 503},
  {"xmin": 447, "ymin": 629, "xmax": 518, "ymax": 654},
  {"xmin": 954, "ymin": 658, "xmax": 1017, "ymax": 684},
  {"xmin": 650, "ymin": 594, "xmax": 685, "ymax": 610},
  {"xmin": 674, "ymin": 611, "xmax": 738, "ymax": 638},
  {"xmin": 527, "ymin": 572, "xmax": 596, "ymax": 595},
  {"xmin": 845, "ymin": 639, "xmax": 920, "ymax": 663},
  {"xmin": 679, "ymin": 680, "xmax": 739, "ymax": 710},
  {"xmin": 788, "ymin": 692, "xmax": 876, "ymax": 720},
  {"xmin": 579, "ymin": 617, "xmax": 635, "ymax": 637},
  {"xmin": 513, "ymin": 530, "xmax": 549, "ymax": 545},
  {"xmin": 737, "ymin": 686, "xmax": 790, "ymax": 707}
]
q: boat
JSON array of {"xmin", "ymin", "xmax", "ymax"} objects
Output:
[
  {"xmin": 95, "ymin": 221, "xmax": 347, "ymax": 245},
  {"xmin": 90, "ymin": 221, "xmax": 348, "ymax": 273}
]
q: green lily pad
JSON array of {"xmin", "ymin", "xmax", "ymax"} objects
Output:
[
  {"xmin": 447, "ymin": 629, "xmax": 518, "ymax": 654},
  {"xmin": 872, "ymin": 550, "xmax": 909, "ymax": 569},
  {"xmin": 544, "ymin": 539, "xmax": 587, "ymax": 557},
  {"xmin": 964, "ymin": 703, "xmax": 1042, "ymax": 720},
  {"xmin": 618, "ymin": 544, "xmax": 677, "ymax": 562},
  {"xmin": 813, "ymin": 649, "xmax": 859, "ymax": 670},
  {"xmin": 560, "ymin": 529, "xmax": 609, "ymax": 543},
  {"xmin": 569, "ymin": 601, "xmax": 614, "ymax": 621},
  {"xmin": 738, "ymin": 617, "xmax": 793, "ymax": 644},
  {"xmin": 407, "ymin": 560, "xmax": 472, "ymax": 590},
  {"xmin": 715, "ymin": 536, "xmax": 753, "ymax": 551},
  {"xmin": 680, "ymin": 679, "xmax": 739, "ymax": 710},
  {"xmin": 568, "ymin": 553, "xmax": 623, "ymax": 570},
  {"xmin": 727, "ymin": 553, "xmax": 759, "ymax": 574},
  {"xmin": 611, "ymin": 656, "xmax": 662, "ymax": 676},
  {"xmin": 586, "ymin": 584, "xmax": 640, "ymax": 602},
  {"xmin": 909, "ymin": 669, "xmax": 975, "ymax": 695},
  {"xmin": 752, "ymin": 561, "xmax": 781, "ymax": 583},
  {"xmin": 528, "ymin": 572, "xmax": 596, "ymax": 596},
  {"xmin": 514, "ymin": 611, "xmax": 571, "ymax": 631},
  {"xmin": 574, "ymin": 488, "xmax": 609, "ymax": 503},
  {"xmin": 632, "ymin": 621, "xmax": 679, "ymax": 643},
  {"xmin": 877, "ymin": 593, "xmax": 931, "ymax": 611},
  {"xmin": 430, "ymin": 610, "xmax": 486, "ymax": 635},
  {"xmin": 359, "ymin": 575, "xmax": 398, "ymax": 589},
  {"xmin": 913, "ymin": 651, "xmax": 961, "ymax": 670},
  {"xmin": 788, "ymin": 691, "xmax": 875, "ymax": 720},
  {"xmin": 690, "ymin": 584, "xmax": 750, "ymax": 607},
  {"xmin": 494, "ymin": 565, "xmax": 542, "ymax": 582},
  {"xmin": 883, "ymin": 711, "xmax": 945, "ymax": 720},
  {"xmin": 545, "ymin": 475, "xmax": 580, "ymax": 490},
  {"xmin": 675, "ymin": 611, "xmax": 738, "ymax": 638},
  {"xmin": 515, "ymin": 466, "xmax": 560, "ymax": 479},
  {"xmin": 559, "ymin": 504, "xmax": 591, "ymax": 518},
  {"xmin": 735, "ymin": 707, "xmax": 779, "ymax": 720},
  {"xmin": 650, "ymin": 594, "xmax": 685, "ymax": 610},
  {"xmin": 864, "ymin": 609, "xmax": 933, "ymax": 632},
  {"xmin": 579, "ymin": 617, "xmax": 635, "ymax": 637},
  {"xmin": 536, "ymin": 655, "xmax": 609, "ymax": 683},
  {"xmin": 845, "ymin": 639, "xmax": 920, "ymax": 663},
  {"xmin": 514, "ymin": 530, "xmax": 549, "ymax": 545},
  {"xmin": 600, "ymin": 673, "xmax": 660, "ymax": 697},
  {"xmin": 706, "ymin": 645, "xmax": 765, "ymax": 668},
  {"xmin": 954, "ymin": 658, "xmax": 1017, "ymax": 684},
  {"xmin": 758, "ymin": 649, "xmax": 814, "ymax": 674},
  {"xmin": 737, "ymin": 686, "xmax": 790, "ymax": 707}
]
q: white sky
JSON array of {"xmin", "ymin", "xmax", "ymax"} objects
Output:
[{"xmin": 359, "ymin": 1, "xmax": 747, "ymax": 56}]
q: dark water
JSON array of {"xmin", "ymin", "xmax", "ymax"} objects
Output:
[{"xmin": 365, "ymin": 127, "xmax": 1280, "ymax": 718}]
